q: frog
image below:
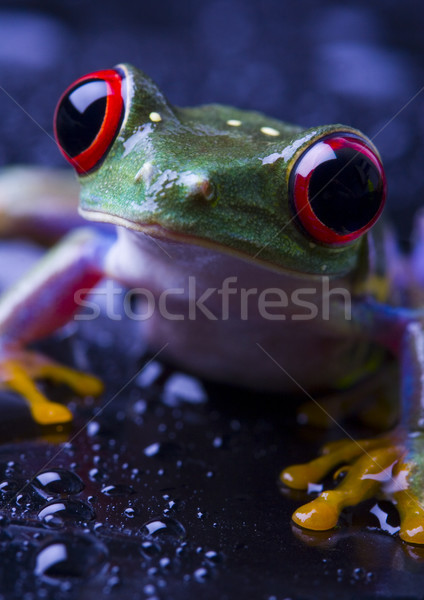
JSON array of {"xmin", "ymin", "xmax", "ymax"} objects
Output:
[{"xmin": 0, "ymin": 63, "xmax": 424, "ymax": 545}]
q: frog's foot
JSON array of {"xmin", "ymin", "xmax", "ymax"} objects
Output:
[
  {"xmin": 297, "ymin": 391, "xmax": 368, "ymax": 428},
  {"xmin": 297, "ymin": 364, "xmax": 397, "ymax": 430},
  {"xmin": 280, "ymin": 434, "xmax": 424, "ymax": 544},
  {"xmin": 0, "ymin": 349, "xmax": 103, "ymax": 425},
  {"xmin": 393, "ymin": 439, "xmax": 424, "ymax": 544},
  {"xmin": 298, "ymin": 391, "xmax": 397, "ymax": 430}
]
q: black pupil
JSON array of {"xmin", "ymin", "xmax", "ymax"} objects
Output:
[
  {"xmin": 308, "ymin": 143, "xmax": 383, "ymax": 234},
  {"xmin": 56, "ymin": 79, "xmax": 108, "ymax": 157}
]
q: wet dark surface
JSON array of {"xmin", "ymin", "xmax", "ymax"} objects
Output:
[
  {"xmin": 2, "ymin": 314, "xmax": 424, "ymax": 600},
  {"xmin": 1, "ymin": 1, "xmax": 424, "ymax": 599}
]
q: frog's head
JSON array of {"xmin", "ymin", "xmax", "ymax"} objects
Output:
[{"xmin": 54, "ymin": 64, "xmax": 386, "ymax": 277}]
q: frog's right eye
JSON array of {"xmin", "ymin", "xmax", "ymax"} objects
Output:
[
  {"xmin": 54, "ymin": 69, "xmax": 125, "ymax": 175},
  {"xmin": 289, "ymin": 133, "xmax": 386, "ymax": 246}
]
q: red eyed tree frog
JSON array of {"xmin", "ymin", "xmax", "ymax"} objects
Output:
[{"xmin": 0, "ymin": 64, "xmax": 423, "ymax": 544}]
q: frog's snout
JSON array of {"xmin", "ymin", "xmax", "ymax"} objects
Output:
[{"xmin": 133, "ymin": 162, "xmax": 216, "ymax": 205}]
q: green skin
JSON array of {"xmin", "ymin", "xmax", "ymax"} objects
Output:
[{"xmin": 80, "ymin": 63, "xmax": 372, "ymax": 279}]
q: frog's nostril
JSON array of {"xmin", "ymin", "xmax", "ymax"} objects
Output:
[
  {"xmin": 185, "ymin": 176, "xmax": 215, "ymax": 203},
  {"xmin": 54, "ymin": 68, "xmax": 126, "ymax": 175}
]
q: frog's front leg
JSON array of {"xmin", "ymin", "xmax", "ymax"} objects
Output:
[
  {"xmin": 0, "ymin": 166, "xmax": 84, "ymax": 243},
  {"xmin": 0, "ymin": 227, "xmax": 113, "ymax": 425},
  {"xmin": 281, "ymin": 307, "xmax": 424, "ymax": 544}
]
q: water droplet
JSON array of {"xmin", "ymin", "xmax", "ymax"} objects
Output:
[
  {"xmin": 159, "ymin": 557, "xmax": 171, "ymax": 569},
  {"xmin": 132, "ymin": 399, "xmax": 147, "ymax": 415},
  {"xmin": 141, "ymin": 517, "xmax": 186, "ymax": 541},
  {"xmin": 32, "ymin": 469, "xmax": 84, "ymax": 496},
  {"xmin": 204, "ymin": 550, "xmax": 222, "ymax": 565},
  {"xmin": 87, "ymin": 422, "xmax": 100, "ymax": 436},
  {"xmin": 175, "ymin": 545, "xmax": 186, "ymax": 558},
  {"xmin": 136, "ymin": 361, "xmax": 163, "ymax": 388},
  {"xmin": 92, "ymin": 522, "xmax": 106, "ymax": 533},
  {"xmin": 5, "ymin": 466, "xmax": 18, "ymax": 480},
  {"xmin": 140, "ymin": 541, "xmax": 161, "ymax": 558},
  {"xmin": 0, "ymin": 479, "xmax": 20, "ymax": 495},
  {"xmin": 15, "ymin": 493, "xmax": 29, "ymax": 507},
  {"xmin": 104, "ymin": 574, "xmax": 121, "ymax": 591},
  {"xmin": 163, "ymin": 373, "xmax": 207, "ymax": 406},
  {"xmin": 34, "ymin": 535, "xmax": 107, "ymax": 580},
  {"xmin": 124, "ymin": 507, "xmax": 135, "ymax": 518},
  {"xmin": 352, "ymin": 567, "xmax": 365, "ymax": 581},
  {"xmin": 143, "ymin": 584, "xmax": 156, "ymax": 595},
  {"xmin": 101, "ymin": 484, "xmax": 135, "ymax": 496},
  {"xmin": 144, "ymin": 443, "xmax": 160, "ymax": 457},
  {"xmin": 143, "ymin": 442, "xmax": 183, "ymax": 460},
  {"xmin": 89, "ymin": 468, "xmax": 108, "ymax": 483},
  {"xmin": 193, "ymin": 567, "xmax": 209, "ymax": 582},
  {"xmin": 38, "ymin": 499, "xmax": 95, "ymax": 527}
]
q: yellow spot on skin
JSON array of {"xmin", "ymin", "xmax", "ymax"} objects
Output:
[
  {"xmin": 149, "ymin": 112, "xmax": 162, "ymax": 122},
  {"xmin": 227, "ymin": 119, "xmax": 242, "ymax": 127},
  {"xmin": 260, "ymin": 126, "xmax": 280, "ymax": 137},
  {"xmin": 354, "ymin": 274, "xmax": 390, "ymax": 303}
]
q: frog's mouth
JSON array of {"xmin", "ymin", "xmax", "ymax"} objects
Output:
[
  {"xmin": 79, "ymin": 207, "xmax": 204, "ymax": 244},
  {"xmin": 79, "ymin": 207, "xmax": 356, "ymax": 281}
]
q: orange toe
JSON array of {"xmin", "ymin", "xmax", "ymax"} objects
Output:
[{"xmin": 292, "ymin": 496, "xmax": 340, "ymax": 530}]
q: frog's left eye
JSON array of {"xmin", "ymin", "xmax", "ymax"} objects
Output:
[
  {"xmin": 54, "ymin": 68, "xmax": 125, "ymax": 174},
  {"xmin": 289, "ymin": 133, "xmax": 386, "ymax": 246}
]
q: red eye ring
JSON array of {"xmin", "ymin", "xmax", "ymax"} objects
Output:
[
  {"xmin": 289, "ymin": 134, "xmax": 386, "ymax": 246},
  {"xmin": 54, "ymin": 68, "xmax": 125, "ymax": 175}
]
